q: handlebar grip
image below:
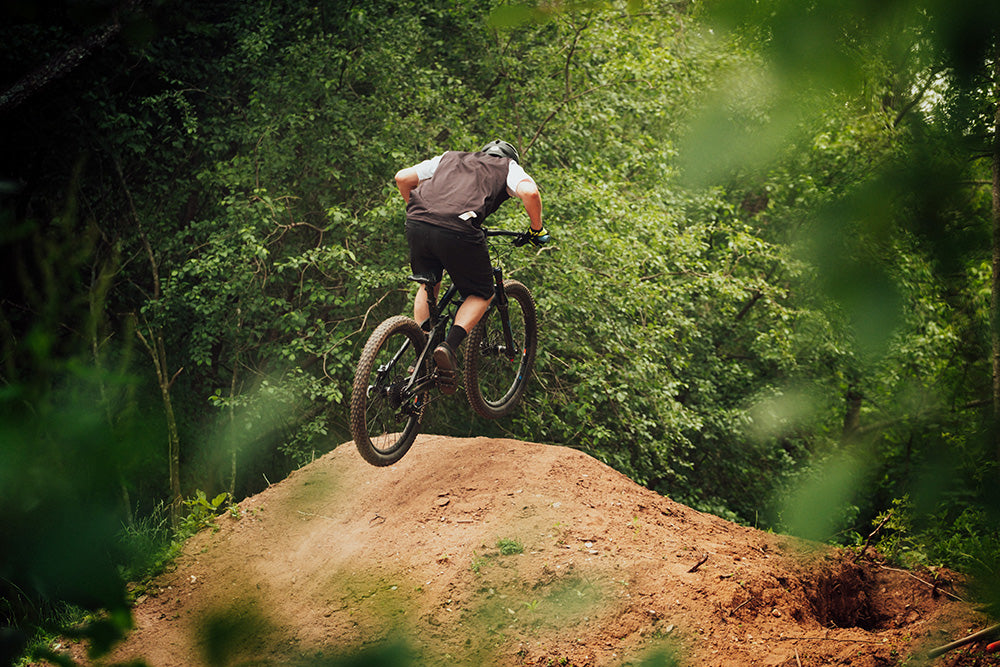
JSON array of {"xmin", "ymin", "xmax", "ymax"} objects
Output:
[{"xmin": 512, "ymin": 229, "xmax": 550, "ymax": 247}]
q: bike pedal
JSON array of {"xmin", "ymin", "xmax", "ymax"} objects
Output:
[{"xmin": 436, "ymin": 369, "xmax": 458, "ymax": 395}]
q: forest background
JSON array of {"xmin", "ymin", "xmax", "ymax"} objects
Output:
[{"xmin": 3, "ymin": 0, "xmax": 1000, "ymax": 663}]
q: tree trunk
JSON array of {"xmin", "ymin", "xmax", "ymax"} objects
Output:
[
  {"xmin": 135, "ymin": 320, "xmax": 183, "ymax": 526},
  {"xmin": 843, "ymin": 384, "xmax": 863, "ymax": 439},
  {"xmin": 992, "ymin": 48, "xmax": 1000, "ymax": 460},
  {"xmin": 156, "ymin": 334, "xmax": 184, "ymax": 524},
  {"xmin": 114, "ymin": 155, "xmax": 184, "ymax": 525},
  {"xmin": 228, "ymin": 347, "xmax": 239, "ymax": 499}
]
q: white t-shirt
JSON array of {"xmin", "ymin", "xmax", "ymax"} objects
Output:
[{"xmin": 413, "ymin": 153, "xmax": 535, "ymax": 196}]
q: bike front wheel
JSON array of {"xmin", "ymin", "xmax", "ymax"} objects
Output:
[
  {"xmin": 465, "ymin": 279, "xmax": 538, "ymax": 419},
  {"xmin": 350, "ymin": 315, "xmax": 428, "ymax": 466}
]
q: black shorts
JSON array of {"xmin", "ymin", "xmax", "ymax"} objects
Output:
[{"xmin": 405, "ymin": 219, "xmax": 494, "ymax": 299}]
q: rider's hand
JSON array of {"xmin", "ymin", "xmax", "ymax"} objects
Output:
[{"xmin": 526, "ymin": 226, "xmax": 550, "ymax": 246}]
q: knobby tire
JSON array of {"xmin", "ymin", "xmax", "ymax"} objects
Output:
[
  {"xmin": 465, "ymin": 279, "xmax": 538, "ymax": 419},
  {"xmin": 351, "ymin": 315, "xmax": 428, "ymax": 466}
]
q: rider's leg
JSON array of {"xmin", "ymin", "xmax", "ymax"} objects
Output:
[
  {"xmin": 413, "ymin": 283, "xmax": 441, "ymax": 328},
  {"xmin": 453, "ymin": 294, "xmax": 493, "ymax": 333},
  {"xmin": 441, "ymin": 294, "xmax": 493, "ymax": 352},
  {"xmin": 433, "ymin": 293, "xmax": 493, "ymax": 384}
]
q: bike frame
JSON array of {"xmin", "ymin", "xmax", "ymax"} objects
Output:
[{"xmin": 385, "ymin": 228, "xmax": 523, "ymax": 402}]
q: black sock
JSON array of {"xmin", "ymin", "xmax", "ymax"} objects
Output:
[{"xmin": 446, "ymin": 325, "xmax": 467, "ymax": 350}]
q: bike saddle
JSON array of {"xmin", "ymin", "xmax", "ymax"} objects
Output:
[{"xmin": 408, "ymin": 273, "xmax": 438, "ymax": 286}]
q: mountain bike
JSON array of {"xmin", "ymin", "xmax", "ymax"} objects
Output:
[{"xmin": 350, "ymin": 227, "xmax": 547, "ymax": 466}]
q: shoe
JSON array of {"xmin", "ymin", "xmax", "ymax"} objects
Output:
[
  {"xmin": 433, "ymin": 342, "xmax": 459, "ymax": 372},
  {"xmin": 433, "ymin": 342, "xmax": 459, "ymax": 394}
]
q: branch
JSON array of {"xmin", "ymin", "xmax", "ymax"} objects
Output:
[
  {"xmin": 355, "ymin": 291, "xmax": 393, "ymax": 336},
  {"xmin": 734, "ymin": 291, "xmax": 763, "ymax": 322},
  {"xmin": 927, "ymin": 624, "xmax": 1000, "ymax": 659},
  {"xmin": 851, "ymin": 511, "xmax": 891, "ymax": 563},
  {"xmin": 167, "ymin": 366, "xmax": 184, "ymax": 391},
  {"xmin": 0, "ymin": 0, "xmax": 146, "ymax": 113},
  {"xmin": 852, "ymin": 398, "xmax": 989, "ymax": 437},
  {"xmin": 878, "ymin": 565, "xmax": 965, "ymax": 603},
  {"xmin": 112, "ymin": 155, "xmax": 162, "ymax": 300},
  {"xmin": 563, "ymin": 19, "xmax": 588, "ymax": 100},
  {"xmin": 132, "ymin": 315, "xmax": 154, "ymax": 358},
  {"xmin": 525, "ymin": 81, "xmax": 619, "ymax": 154},
  {"xmin": 524, "ymin": 19, "xmax": 588, "ymax": 154},
  {"xmin": 687, "ymin": 552, "xmax": 709, "ymax": 573},
  {"xmin": 735, "ymin": 262, "xmax": 780, "ymax": 322},
  {"xmin": 892, "ymin": 67, "xmax": 944, "ymax": 129}
]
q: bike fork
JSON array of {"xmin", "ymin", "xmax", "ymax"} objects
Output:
[{"xmin": 492, "ymin": 268, "xmax": 517, "ymax": 359}]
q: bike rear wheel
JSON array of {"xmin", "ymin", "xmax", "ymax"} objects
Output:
[
  {"xmin": 350, "ymin": 315, "xmax": 428, "ymax": 466},
  {"xmin": 465, "ymin": 279, "xmax": 538, "ymax": 419}
]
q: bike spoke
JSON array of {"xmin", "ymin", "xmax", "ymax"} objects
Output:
[
  {"xmin": 350, "ymin": 316, "xmax": 428, "ymax": 466},
  {"xmin": 465, "ymin": 280, "xmax": 537, "ymax": 419}
]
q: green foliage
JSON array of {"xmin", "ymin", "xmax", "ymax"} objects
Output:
[
  {"xmin": 689, "ymin": 0, "xmax": 1000, "ymax": 613},
  {"xmin": 5, "ymin": 0, "xmax": 1000, "ymax": 658},
  {"xmin": 877, "ymin": 490, "xmax": 1000, "ymax": 572},
  {"xmin": 497, "ymin": 538, "xmax": 525, "ymax": 556},
  {"xmin": 179, "ymin": 491, "xmax": 235, "ymax": 537},
  {"xmin": 0, "ymin": 380, "xmax": 145, "ymax": 663},
  {"xmin": 116, "ymin": 503, "xmax": 174, "ymax": 584}
]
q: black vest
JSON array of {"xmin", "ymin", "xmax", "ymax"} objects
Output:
[{"xmin": 406, "ymin": 151, "xmax": 511, "ymax": 232}]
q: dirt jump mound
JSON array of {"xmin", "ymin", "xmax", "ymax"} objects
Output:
[{"xmin": 110, "ymin": 436, "xmax": 982, "ymax": 666}]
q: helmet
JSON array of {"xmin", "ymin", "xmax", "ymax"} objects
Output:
[{"xmin": 480, "ymin": 139, "xmax": 520, "ymax": 163}]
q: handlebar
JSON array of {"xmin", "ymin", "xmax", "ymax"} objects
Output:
[{"xmin": 483, "ymin": 227, "xmax": 551, "ymax": 247}]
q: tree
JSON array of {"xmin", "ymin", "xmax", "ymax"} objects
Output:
[{"xmin": 681, "ymin": 0, "xmax": 1000, "ymax": 578}]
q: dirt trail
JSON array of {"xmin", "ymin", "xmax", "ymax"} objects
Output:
[{"xmin": 107, "ymin": 435, "xmax": 984, "ymax": 666}]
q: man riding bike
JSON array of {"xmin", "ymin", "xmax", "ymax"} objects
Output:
[{"xmin": 394, "ymin": 139, "xmax": 546, "ymax": 393}]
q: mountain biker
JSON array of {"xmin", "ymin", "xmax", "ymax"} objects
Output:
[{"xmin": 394, "ymin": 139, "xmax": 546, "ymax": 393}]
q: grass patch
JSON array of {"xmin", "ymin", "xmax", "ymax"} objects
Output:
[
  {"xmin": 470, "ymin": 538, "xmax": 525, "ymax": 575},
  {"xmin": 497, "ymin": 538, "xmax": 524, "ymax": 555}
]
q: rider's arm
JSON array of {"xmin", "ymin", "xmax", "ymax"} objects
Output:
[
  {"xmin": 394, "ymin": 167, "xmax": 420, "ymax": 203},
  {"xmin": 515, "ymin": 179, "xmax": 543, "ymax": 232},
  {"xmin": 507, "ymin": 162, "xmax": 543, "ymax": 231},
  {"xmin": 396, "ymin": 154, "xmax": 445, "ymax": 203}
]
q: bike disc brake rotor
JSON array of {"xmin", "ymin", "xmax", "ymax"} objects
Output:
[{"xmin": 483, "ymin": 339, "xmax": 519, "ymax": 363}]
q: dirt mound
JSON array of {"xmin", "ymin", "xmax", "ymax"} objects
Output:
[{"xmin": 107, "ymin": 436, "xmax": 983, "ymax": 666}]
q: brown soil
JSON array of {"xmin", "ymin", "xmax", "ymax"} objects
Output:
[{"xmin": 95, "ymin": 436, "xmax": 992, "ymax": 665}]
